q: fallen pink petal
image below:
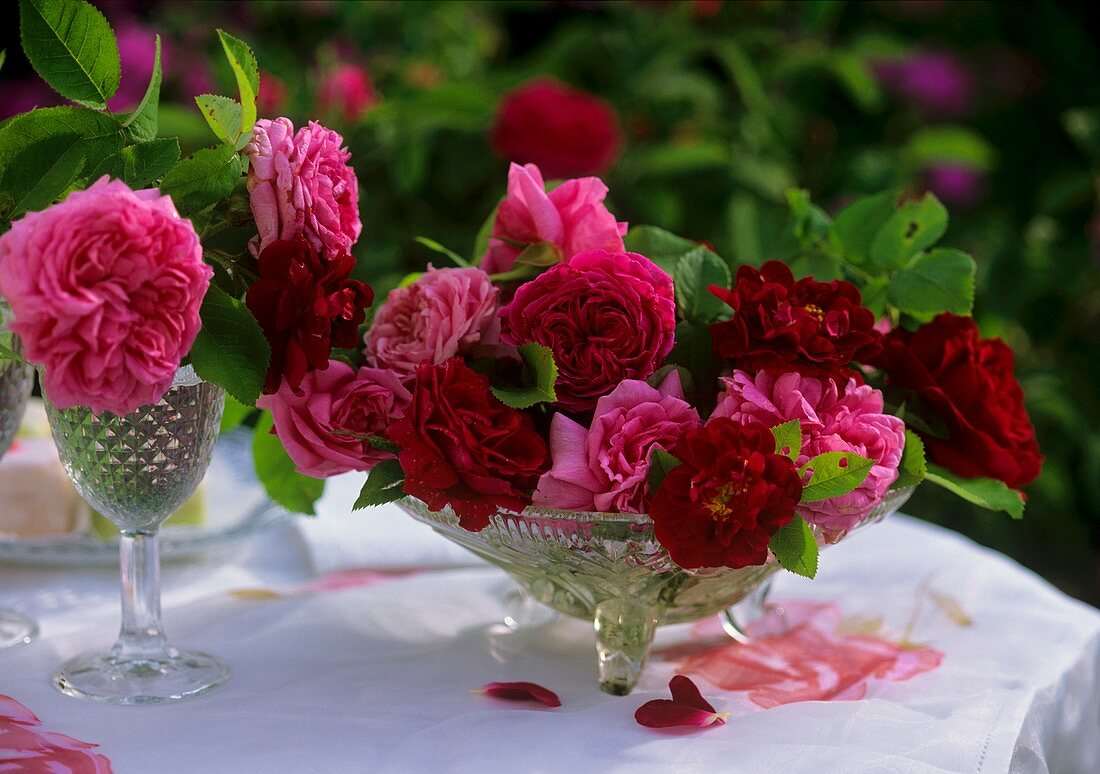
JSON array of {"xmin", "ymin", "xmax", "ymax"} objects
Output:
[{"xmin": 475, "ymin": 681, "xmax": 562, "ymax": 707}]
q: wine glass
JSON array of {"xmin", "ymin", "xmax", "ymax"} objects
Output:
[
  {"xmin": 43, "ymin": 365, "xmax": 228, "ymax": 704},
  {"xmin": 0, "ymin": 302, "xmax": 38, "ymax": 650}
]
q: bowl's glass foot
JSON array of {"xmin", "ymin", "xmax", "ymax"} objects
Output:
[
  {"xmin": 721, "ymin": 578, "xmax": 774, "ymax": 643},
  {"xmin": 0, "ymin": 608, "xmax": 37, "ymax": 650},
  {"xmin": 594, "ymin": 599, "xmax": 658, "ymax": 696}
]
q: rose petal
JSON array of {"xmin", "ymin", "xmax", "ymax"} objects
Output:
[
  {"xmin": 476, "ymin": 681, "xmax": 561, "ymax": 708},
  {"xmin": 634, "ymin": 699, "xmax": 727, "ymax": 729},
  {"xmin": 668, "ymin": 674, "xmax": 718, "ymax": 713}
]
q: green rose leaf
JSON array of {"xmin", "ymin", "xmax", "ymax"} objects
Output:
[
  {"xmin": 194, "ymin": 94, "xmax": 243, "ymax": 148},
  {"xmin": 769, "ymin": 515, "xmax": 819, "ymax": 579},
  {"xmin": 471, "ymin": 200, "xmax": 501, "ymax": 264},
  {"xmin": 120, "ymin": 34, "xmax": 161, "ymax": 143},
  {"xmin": 218, "ymin": 393, "xmax": 254, "ymax": 434},
  {"xmin": 19, "ymin": 0, "xmax": 120, "ymax": 109},
  {"xmin": 674, "ymin": 245, "xmax": 732, "ymax": 323},
  {"xmin": 830, "ymin": 189, "xmax": 898, "ymax": 266},
  {"xmin": 216, "ymin": 29, "xmax": 258, "ymax": 148},
  {"xmin": 414, "ymin": 236, "xmax": 471, "ymax": 267},
  {"xmin": 667, "ymin": 319, "xmax": 721, "ymax": 400},
  {"xmin": 886, "ymin": 248, "xmax": 976, "ymax": 319},
  {"xmin": 647, "ymin": 447, "xmax": 682, "ymax": 497},
  {"xmin": 491, "ymin": 343, "xmax": 558, "ymax": 409},
  {"xmin": 160, "ymin": 143, "xmax": 243, "ymax": 215},
  {"xmin": 624, "ymin": 225, "xmax": 721, "ymax": 278},
  {"xmin": 0, "ymin": 341, "xmax": 28, "ymax": 363},
  {"xmin": 893, "ymin": 429, "xmax": 927, "ymax": 489},
  {"xmin": 514, "ymin": 241, "xmax": 563, "ymax": 268},
  {"xmin": 252, "ymin": 410, "xmax": 324, "ymax": 515},
  {"xmin": 770, "ymin": 419, "xmax": 802, "ymax": 462},
  {"xmin": 189, "ymin": 284, "xmax": 270, "ymax": 407},
  {"xmin": 353, "ymin": 459, "xmax": 407, "ymax": 510},
  {"xmin": 800, "ymin": 451, "xmax": 875, "ymax": 503},
  {"xmin": 870, "ymin": 193, "xmax": 948, "ymax": 270},
  {"xmin": 925, "ymin": 464, "xmax": 1025, "ymax": 519},
  {"xmin": 88, "ymin": 137, "xmax": 179, "ymax": 189}
]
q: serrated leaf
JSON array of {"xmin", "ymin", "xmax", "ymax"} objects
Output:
[
  {"xmin": 252, "ymin": 410, "xmax": 324, "ymax": 515},
  {"xmin": 353, "ymin": 459, "xmax": 406, "ymax": 510},
  {"xmin": 414, "ymin": 236, "xmax": 471, "ymax": 267},
  {"xmin": 800, "ymin": 451, "xmax": 875, "ymax": 503},
  {"xmin": 770, "ymin": 419, "xmax": 802, "ymax": 462},
  {"xmin": 491, "ymin": 343, "xmax": 557, "ymax": 409},
  {"xmin": 674, "ymin": 245, "xmax": 731, "ymax": 323},
  {"xmin": 19, "ymin": 0, "xmax": 120, "ymax": 108},
  {"xmin": 0, "ymin": 134, "xmax": 84, "ymax": 218},
  {"xmin": 160, "ymin": 143, "xmax": 242, "ymax": 215},
  {"xmin": 886, "ymin": 248, "xmax": 975, "ymax": 319},
  {"xmin": 194, "ymin": 94, "xmax": 242, "ymax": 147},
  {"xmin": 216, "ymin": 29, "xmax": 257, "ymax": 145},
  {"xmin": 624, "ymin": 224, "xmax": 714, "ymax": 277},
  {"xmin": 893, "ymin": 429, "xmax": 926, "ymax": 489},
  {"xmin": 830, "ymin": 189, "xmax": 898, "ymax": 266},
  {"xmin": 646, "ymin": 448, "xmax": 681, "ymax": 497},
  {"xmin": 189, "ymin": 284, "xmax": 270, "ymax": 407},
  {"xmin": 218, "ymin": 393, "xmax": 253, "ymax": 434},
  {"xmin": 88, "ymin": 137, "xmax": 179, "ymax": 188},
  {"xmin": 925, "ymin": 464, "xmax": 1025, "ymax": 519},
  {"xmin": 769, "ymin": 516, "xmax": 819, "ymax": 579},
  {"xmin": 121, "ymin": 34, "xmax": 161, "ymax": 142},
  {"xmin": 870, "ymin": 193, "xmax": 948, "ymax": 270}
]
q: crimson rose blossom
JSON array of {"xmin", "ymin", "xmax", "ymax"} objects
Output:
[
  {"xmin": 489, "ymin": 78, "xmax": 623, "ymax": 179},
  {"xmin": 871, "ymin": 313, "xmax": 1042, "ymax": 489},
  {"xmin": 246, "ymin": 237, "xmax": 373, "ymax": 394},
  {"xmin": 499, "ymin": 249, "xmax": 676, "ymax": 412},
  {"xmin": 387, "ymin": 359, "xmax": 549, "ymax": 530},
  {"xmin": 650, "ymin": 419, "xmax": 803, "ymax": 570},
  {"xmin": 710, "ymin": 261, "xmax": 881, "ymax": 381}
]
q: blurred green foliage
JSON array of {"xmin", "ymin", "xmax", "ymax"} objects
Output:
[{"xmin": 3, "ymin": 0, "xmax": 1096, "ymax": 602}]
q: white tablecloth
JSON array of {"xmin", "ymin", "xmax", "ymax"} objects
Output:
[{"xmin": 1, "ymin": 478, "xmax": 1098, "ymax": 773}]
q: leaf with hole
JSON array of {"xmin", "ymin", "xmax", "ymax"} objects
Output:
[
  {"xmin": 770, "ymin": 419, "xmax": 802, "ymax": 462},
  {"xmin": 799, "ymin": 451, "xmax": 874, "ymax": 503},
  {"xmin": 870, "ymin": 193, "xmax": 948, "ymax": 270}
]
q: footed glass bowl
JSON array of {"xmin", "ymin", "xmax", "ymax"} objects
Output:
[{"xmin": 398, "ymin": 486, "xmax": 914, "ymax": 695}]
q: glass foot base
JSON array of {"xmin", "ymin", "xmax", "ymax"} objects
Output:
[
  {"xmin": 53, "ymin": 647, "xmax": 230, "ymax": 705},
  {"xmin": 0, "ymin": 608, "xmax": 38, "ymax": 650}
]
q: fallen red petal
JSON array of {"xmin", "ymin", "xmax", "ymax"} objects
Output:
[
  {"xmin": 634, "ymin": 699, "xmax": 727, "ymax": 729},
  {"xmin": 476, "ymin": 681, "xmax": 561, "ymax": 707},
  {"xmin": 668, "ymin": 674, "xmax": 717, "ymax": 713}
]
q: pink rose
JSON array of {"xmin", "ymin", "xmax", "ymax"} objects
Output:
[
  {"xmin": 480, "ymin": 163, "xmax": 627, "ymax": 275},
  {"xmin": 257, "ymin": 360, "xmax": 411, "ymax": 478},
  {"xmin": 246, "ymin": 117, "xmax": 362, "ymax": 261},
  {"xmin": 364, "ymin": 266, "xmax": 502, "ymax": 381},
  {"xmin": 0, "ymin": 177, "xmax": 211, "ymax": 415},
  {"xmin": 499, "ymin": 249, "xmax": 676, "ymax": 413},
  {"xmin": 533, "ymin": 371, "xmax": 701, "ymax": 513},
  {"xmin": 318, "ymin": 63, "xmax": 378, "ymax": 123},
  {"xmin": 713, "ymin": 370, "xmax": 905, "ymax": 532}
]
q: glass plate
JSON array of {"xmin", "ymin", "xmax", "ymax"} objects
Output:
[{"xmin": 0, "ymin": 429, "xmax": 288, "ymax": 567}]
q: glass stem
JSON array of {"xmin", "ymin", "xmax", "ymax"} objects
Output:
[{"xmin": 114, "ymin": 529, "xmax": 170, "ymax": 660}]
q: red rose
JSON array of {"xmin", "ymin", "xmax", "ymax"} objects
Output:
[
  {"xmin": 499, "ymin": 249, "xmax": 677, "ymax": 413},
  {"xmin": 709, "ymin": 261, "xmax": 881, "ymax": 381},
  {"xmin": 387, "ymin": 359, "xmax": 549, "ymax": 530},
  {"xmin": 871, "ymin": 313, "xmax": 1042, "ymax": 489},
  {"xmin": 489, "ymin": 78, "xmax": 623, "ymax": 179},
  {"xmin": 246, "ymin": 237, "xmax": 374, "ymax": 394},
  {"xmin": 650, "ymin": 419, "xmax": 803, "ymax": 570}
]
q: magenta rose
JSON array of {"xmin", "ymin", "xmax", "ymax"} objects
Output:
[
  {"xmin": 499, "ymin": 249, "xmax": 676, "ymax": 412},
  {"xmin": 246, "ymin": 117, "xmax": 362, "ymax": 261},
  {"xmin": 0, "ymin": 177, "xmax": 211, "ymax": 415},
  {"xmin": 364, "ymin": 266, "xmax": 503, "ymax": 381},
  {"xmin": 533, "ymin": 371, "xmax": 701, "ymax": 513},
  {"xmin": 713, "ymin": 370, "xmax": 906, "ymax": 533},
  {"xmin": 258, "ymin": 360, "xmax": 411, "ymax": 478},
  {"xmin": 480, "ymin": 163, "xmax": 627, "ymax": 276}
]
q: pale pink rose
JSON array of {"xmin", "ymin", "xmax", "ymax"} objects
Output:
[
  {"xmin": 713, "ymin": 370, "xmax": 905, "ymax": 532},
  {"xmin": 480, "ymin": 162, "xmax": 627, "ymax": 275},
  {"xmin": 0, "ymin": 177, "xmax": 210, "ymax": 415},
  {"xmin": 246, "ymin": 117, "xmax": 362, "ymax": 261},
  {"xmin": 533, "ymin": 371, "xmax": 701, "ymax": 514},
  {"xmin": 257, "ymin": 360, "xmax": 411, "ymax": 478},
  {"xmin": 364, "ymin": 266, "xmax": 502, "ymax": 380}
]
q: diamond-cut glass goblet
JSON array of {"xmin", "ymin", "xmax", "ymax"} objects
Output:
[
  {"xmin": 0, "ymin": 302, "xmax": 38, "ymax": 650},
  {"xmin": 43, "ymin": 365, "xmax": 227, "ymax": 704}
]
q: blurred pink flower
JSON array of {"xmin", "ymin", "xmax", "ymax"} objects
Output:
[
  {"xmin": 923, "ymin": 163, "xmax": 985, "ymax": 209},
  {"xmin": 0, "ymin": 178, "xmax": 210, "ymax": 415},
  {"xmin": 258, "ymin": 360, "xmax": 410, "ymax": 478},
  {"xmin": 712, "ymin": 370, "xmax": 905, "ymax": 532},
  {"xmin": 876, "ymin": 50, "xmax": 977, "ymax": 119},
  {"xmin": 533, "ymin": 371, "xmax": 701, "ymax": 513},
  {"xmin": 245, "ymin": 117, "xmax": 362, "ymax": 261},
  {"xmin": 106, "ymin": 19, "xmax": 163, "ymax": 111},
  {"xmin": 0, "ymin": 79, "xmax": 61, "ymax": 120},
  {"xmin": 258, "ymin": 71, "xmax": 289, "ymax": 115},
  {"xmin": 481, "ymin": 162, "xmax": 627, "ymax": 275},
  {"xmin": 318, "ymin": 63, "xmax": 378, "ymax": 123},
  {"xmin": 364, "ymin": 266, "xmax": 502, "ymax": 380}
]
